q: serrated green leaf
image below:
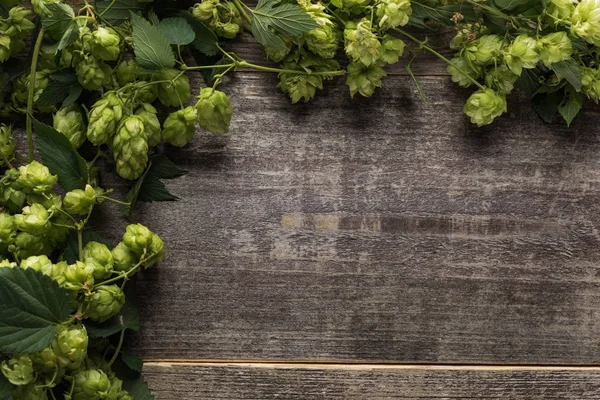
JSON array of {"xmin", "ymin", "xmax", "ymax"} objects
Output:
[
  {"xmin": 532, "ymin": 91, "xmax": 560, "ymax": 123},
  {"xmin": 64, "ymin": 229, "xmax": 113, "ymax": 265},
  {"xmin": 158, "ymin": 17, "xmax": 195, "ymax": 45},
  {"xmin": 130, "ymin": 12, "xmax": 176, "ymax": 71},
  {"xmin": 86, "ymin": 284, "xmax": 140, "ymax": 338},
  {"xmin": 251, "ymin": 0, "xmax": 318, "ymax": 50},
  {"xmin": 123, "ymin": 376, "xmax": 153, "ymax": 400},
  {"xmin": 125, "ymin": 155, "xmax": 187, "ymax": 217},
  {"xmin": 96, "ymin": 0, "xmax": 145, "ymax": 25},
  {"xmin": 0, "ymin": 268, "xmax": 71, "ymax": 355},
  {"xmin": 558, "ymin": 86, "xmax": 584, "ymax": 127},
  {"xmin": 516, "ymin": 68, "xmax": 543, "ymax": 97},
  {"xmin": 180, "ymin": 12, "xmax": 219, "ymax": 56},
  {"xmin": 32, "ymin": 116, "xmax": 88, "ymax": 191},
  {"xmin": 41, "ymin": 3, "xmax": 75, "ymax": 41},
  {"xmin": 551, "ymin": 59, "xmax": 582, "ymax": 92},
  {"xmin": 121, "ymin": 348, "xmax": 143, "ymax": 373},
  {"xmin": 35, "ymin": 71, "xmax": 81, "ymax": 107},
  {"xmin": 0, "ymin": 374, "xmax": 13, "ymax": 398},
  {"xmin": 62, "ymin": 85, "xmax": 83, "ymax": 108}
]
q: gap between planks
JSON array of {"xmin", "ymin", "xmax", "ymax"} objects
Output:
[{"xmin": 143, "ymin": 360, "xmax": 600, "ymax": 372}]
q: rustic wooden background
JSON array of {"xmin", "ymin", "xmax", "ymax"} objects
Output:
[
  {"xmin": 18, "ymin": 16, "xmax": 599, "ymax": 397},
  {"xmin": 91, "ymin": 29, "xmax": 600, "ymax": 398}
]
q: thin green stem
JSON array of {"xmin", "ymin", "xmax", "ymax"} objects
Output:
[
  {"xmin": 77, "ymin": 229, "xmax": 83, "ymax": 262},
  {"xmin": 239, "ymin": 61, "xmax": 345, "ymax": 76},
  {"xmin": 394, "ymin": 28, "xmax": 487, "ymax": 91},
  {"xmin": 95, "ymin": 261, "xmax": 143, "ymax": 287},
  {"xmin": 217, "ymin": 44, "xmax": 238, "ymax": 63},
  {"xmin": 182, "ymin": 63, "xmax": 237, "ymax": 71},
  {"xmin": 406, "ymin": 53, "xmax": 428, "ymax": 103},
  {"xmin": 26, "ymin": 27, "xmax": 45, "ymax": 161},
  {"xmin": 107, "ymin": 329, "xmax": 126, "ymax": 368},
  {"xmin": 231, "ymin": 0, "xmax": 252, "ymax": 25},
  {"xmin": 99, "ymin": 0, "xmax": 117, "ymax": 16},
  {"xmin": 97, "ymin": 195, "xmax": 131, "ymax": 206}
]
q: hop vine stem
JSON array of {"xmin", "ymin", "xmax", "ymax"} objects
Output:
[{"xmin": 26, "ymin": 27, "xmax": 45, "ymax": 161}]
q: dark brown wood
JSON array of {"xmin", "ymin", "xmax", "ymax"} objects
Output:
[
  {"xmin": 143, "ymin": 363, "xmax": 600, "ymax": 399},
  {"xmin": 97, "ymin": 72, "xmax": 600, "ymax": 364}
]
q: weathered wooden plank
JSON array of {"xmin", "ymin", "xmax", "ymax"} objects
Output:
[
  {"xmin": 98, "ymin": 72, "xmax": 600, "ymax": 364},
  {"xmin": 143, "ymin": 363, "xmax": 600, "ymax": 399}
]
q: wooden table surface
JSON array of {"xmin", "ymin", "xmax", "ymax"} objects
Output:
[{"xmin": 88, "ymin": 32, "xmax": 600, "ymax": 398}]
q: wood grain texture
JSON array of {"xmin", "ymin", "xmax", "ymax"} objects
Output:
[
  {"xmin": 93, "ymin": 72, "xmax": 600, "ymax": 364},
  {"xmin": 143, "ymin": 363, "xmax": 600, "ymax": 399}
]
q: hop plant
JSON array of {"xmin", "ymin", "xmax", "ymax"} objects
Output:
[
  {"xmin": 463, "ymin": 88, "xmax": 507, "ymax": 127},
  {"xmin": 162, "ymin": 106, "xmax": 198, "ymax": 147},
  {"xmin": 76, "ymin": 55, "xmax": 108, "ymax": 91},
  {"xmin": 20, "ymin": 255, "xmax": 54, "ymax": 276},
  {"xmin": 63, "ymin": 261, "xmax": 95, "ymax": 291},
  {"xmin": 344, "ymin": 20, "xmax": 381, "ymax": 67},
  {"xmin": 112, "ymin": 242, "xmax": 139, "ymax": 272},
  {"xmin": 546, "ymin": 0, "xmax": 576, "ymax": 25},
  {"xmin": 581, "ymin": 67, "xmax": 600, "ymax": 102},
  {"xmin": 63, "ymin": 184, "xmax": 97, "ymax": 216},
  {"xmin": 0, "ymin": 35, "xmax": 10, "ymax": 62},
  {"xmin": 122, "ymin": 223, "xmax": 154, "ymax": 256},
  {"xmin": 53, "ymin": 104, "xmax": 86, "ymax": 148},
  {"xmin": 305, "ymin": 24, "xmax": 339, "ymax": 59},
  {"xmin": 82, "ymin": 241, "xmax": 114, "ymax": 281},
  {"xmin": 12, "ymin": 70, "xmax": 51, "ymax": 109},
  {"xmin": 72, "ymin": 369, "xmax": 112, "ymax": 400},
  {"xmin": 153, "ymin": 69, "xmax": 192, "ymax": 107},
  {"xmin": 1, "ymin": 355, "xmax": 35, "ymax": 386},
  {"xmin": 86, "ymin": 285, "xmax": 125, "ymax": 322},
  {"xmin": 15, "ymin": 203, "xmax": 51, "ymax": 236},
  {"xmin": 278, "ymin": 55, "xmax": 340, "ymax": 103},
  {"xmin": 538, "ymin": 32, "xmax": 573, "ymax": 67},
  {"xmin": 346, "ymin": 62, "xmax": 387, "ymax": 98},
  {"xmin": 0, "ymin": 213, "xmax": 15, "ymax": 253},
  {"xmin": 112, "ymin": 116, "xmax": 149, "ymax": 180},
  {"xmin": 571, "ymin": 0, "xmax": 600, "ymax": 46},
  {"xmin": 0, "ymin": 123, "xmax": 15, "ymax": 166},
  {"xmin": 18, "ymin": 161, "xmax": 58, "ymax": 194},
  {"xmin": 87, "ymin": 93, "xmax": 124, "ymax": 145},
  {"xmin": 380, "ymin": 35, "xmax": 406, "ymax": 65},
  {"xmin": 463, "ymin": 34, "xmax": 503, "ymax": 67},
  {"xmin": 91, "ymin": 27, "xmax": 121, "ymax": 61},
  {"xmin": 116, "ymin": 59, "xmax": 139, "ymax": 86},
  {"xmin": 504, "ymin": 34, "xmax": 540, "ymax": 75},
  {"xmin": 52, "ymin": 324, "xmax": 89, "ymax": 370},
  {"xmin": 195, "ymin": 88, "xmax": 233, "ymax": 134},
  {"xmin": 484, "ymin": 65, "xmax": 519, "ymax": 95},
  {"xmin": 375, "ymin": 0, "xmax": 413, "ymax": 30},
  {"xmin": 31, "ymin": 0, "xmax": 62, "ymax": 17},
  {"xmin": 135, "ymin": 103, "xmax": 162, "ymax": 147},
  {"xmin": 3, "ymin": 7, "xmax": 35, "ymax": 40},
  {"xmin": 10, "ymin": 232, "xmax": 53, "ymax": 259},
  {"xmin": 448, "ymin": 57, "xmax": 482, "ymax": 88}
]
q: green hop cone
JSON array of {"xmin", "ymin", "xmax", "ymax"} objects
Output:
[
  {"xmin": 72, "ymin": 369, "xmax": 112, "ymax": 400},
  {"xmin": 0, "ymin": 35, "xmax": 10, "ymax": 62},
  {"xmin": 484, "ymin": 65, "xmax": 519, "ymax": 95},
  {"xmin": 305, "ymin": 25, "xmax": 339, "ymax": 60},
  {"xmin": 448, "ymin": 57, "xmax": 482, "ymax": 88},
  {"xmin": 1, "ymin": 355, "xmax": 34, "ymax": 386},
  {"xmin": 135, "ymin": 103, "xmax": 161, "ymax": 147},
  {"xmin": 10, "ymin": 232, "xmax": 52, "ymax": 259},
  {"xmin": 342, "ymin": 0, "xmax": 371, "ymax": 12},
  {"xmin": 53, "ymin": 103, "xmax": 86, "ymax": 148},
  {"xmin": 581, "ymin": 67, "xmax": 600, "ymax": 102},
  {"xmin": 463, "ymin": 88, "xmax": 507, "ymax": 127},
  {"xmin": 12, "ymin": 70, "xmax": 51, "ymax": 110},
  {"xmin": 195, "ymin": 88, "xmax": 233, "ymax": 134},
  {"xmin": 20, "ymin": 255, "xmax": 54, "ymax": 276},
  {"xmin": 87, "ymin": 93, "xmax": 124, "ymax": 145},
  {"xmin": 122, "ymin": 223, "xmax": 154, "ymax": 255},
  {"xmin": 145, "ymin": 234, "xmax": 166, "ymax": 268},
  {"xmin": 31, "ymin": 0, "xmax": 61, "ymax": 17},
  {"xmin": 546, "ymin": 0, "xmax": 576, "ymax": 25},
  {"xmin": 112, "ymin": 116, "xmax": 149, "ymax": 180},
  {"xmin": 504, "ymin": 34, "xmax": 540, "ymax": 75},
  {"xmin": 87, "ymin": 285, "xmax": 125, "ymax": 322},
  {"xmin": 63, "ymin": 184, "xmax": 97, "ymax": 215},
  {"xmin": 278, "ymin": 54, "xmax": 339, "ymax": 103},
  {"xmin": 346, "ymin": 62, "xmax": 387, "ymax": 98},
  {"xmin": 464, "ymin": 34, "xmax": 503, "ymax": 67},
  {"xmin": 192, "ymin": 0, "xmax": 218, "ymax": 22},
  {"xmin": 380, "ymin": 35, "xmax": 406, "ymax": 65},
  {"xmin": 51, "ymin": 324, "xmax": 88, "ymax": 370},
  {"xmin": 82, "ymin": 241, "xmax": 114, "ymax": 281},
  {"xmin": 63, "ymin": 261, "xmax": 95, "ymax": 291},
  {"xmin": 344, "ymin": 20, "xmax": 381, "ymax": 67},
  {"xmin": 30, "ymin": 346, "xmax": 60, "ymax": 376},
  {"xmin": 0, "ymin": 123, "xmax": 15, "ymax": 166},
  {"xmin": 0, "ymin": 259, "xmax": 16, "ymax": 268},
  {"xmin": 15, "ymin": 203, "xmax": 51, "ymax": 236},
  {"xmin": 571, "ymin": 0, "xmax": 600, "ymax": 46},
  {"xmin": 4, "ymin": 7, "xmax": 35, "ymax": 40},
  {"xmin": 153, "ymin": 69, "xmax": 191, "ymax": 107},
  {"xmin": 162, "ymin": 106, "xmax": 197, "ymax": 147},
  {"xmin": 76, "ymin": 55, "xmax": 107, "ymax": 91},
  {"xmin": 214, "ymin": 2, "xmax": 243, "ymax": 38},
  {"xmin": 375, "ymin": 0, "xmax": 412, "ymax": 30},
  {"xmin": 116, "ymin": 59, "xmax": 139, "ymax": 86},
  {"xmin": 0, "ymin": 213, "xmax": 15, "ymax": 252},
  {"xmin": 111, "ymin": 242, "xmax": 139, "ymax": 272},
  {"xmin": 17, "ymin": 161, "xmax": 58, "ymax": 194},
  {"xmin": 91, "ymin": 27, "xmax": 121, "ymax": 61},
  {"xmin": 538, "ymin": 32, "xmax": 573, "ymax": 67}
]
